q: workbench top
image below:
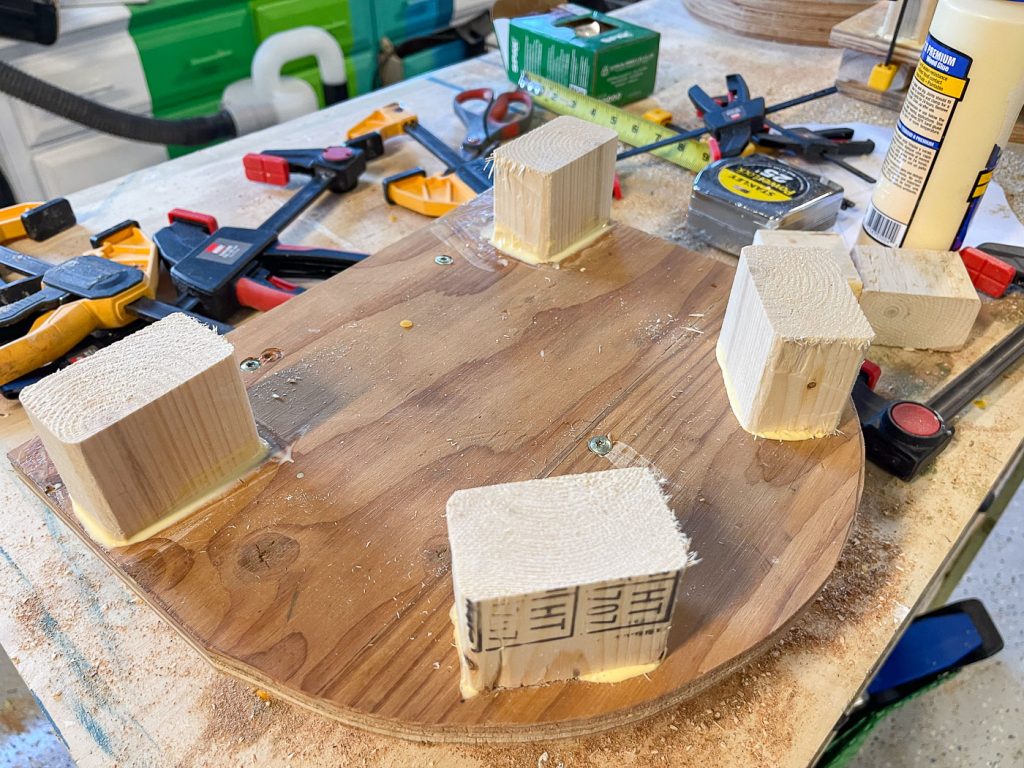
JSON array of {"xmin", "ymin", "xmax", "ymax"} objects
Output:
[{"xmin": 2, "ymin": 1, "xmax": 1024, "ymax": 765}]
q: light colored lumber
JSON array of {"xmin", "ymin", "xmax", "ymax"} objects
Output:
[
  {"xmin": 851, "ymin": 246, "xmax": 980, "ymax": 351},
  {"xmin": 753, "ymin": 229, "xmax": 863, "ymax": 298},
  {"xmin": 447, "ymin": 467, "xmax": 695, "ymax": 698},
  {"xmin": 717, "ymin": 245, "xmax": 874, "ymax": 440},
  {"xmin": 880, "ymin": 0, "xmax": 938, "ymax": 45},
  {"xmin": 491, "ymin": 115, "xmax": 617, "ymax": 265},
  {"xmin": 19, "ymin": 313, "xmax": 264, "ymax": 546}
]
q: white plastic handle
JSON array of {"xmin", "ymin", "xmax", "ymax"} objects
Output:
[{"xmin": 251, "ymin": 26, "xmax": 347, "ymax": 103}]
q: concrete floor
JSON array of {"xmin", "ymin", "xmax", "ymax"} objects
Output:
[
  {"xmin": 849, "ymin": 491, "xmax": 1024, "ymax": 768},
  {"xmin": 1, "ymin": 497, "xmax": 1021, "ymax": 767},
  {"xmin": 0, "ymin": 648, "xmax": 73, "ymax": 768}
]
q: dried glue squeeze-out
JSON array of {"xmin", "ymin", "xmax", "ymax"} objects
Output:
[{"xmin": 862, "ymin": 0, "xmax": 1024, "ymax": 250}]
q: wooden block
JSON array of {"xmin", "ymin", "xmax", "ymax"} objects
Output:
[
  {"xmin": 717, "ymin": 245, "xmax": 875, "ymax": 440},
  {"xmin": 851, "ymin": 245, "xmax": 981, "ymax": 350},
  {"xmin": 753, "ymin": 229, "xmax": 863, "ymax": 298},
  {"xmin": 447, "ymin": 467, "xmax": 695, "ymax": 698},
  {"xmin": 20, "ymin": 314, "xmax": 265, "ymax": 546},
  {"xmin": 491, "ymin": 115, "xmax": 618, "ymax": 265}
]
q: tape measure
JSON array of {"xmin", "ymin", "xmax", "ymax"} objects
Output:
[{"xmin": 517, "ymin": 72, "xmax": 713, "ymax": 173}]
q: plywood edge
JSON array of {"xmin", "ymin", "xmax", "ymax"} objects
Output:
[
  {"xmin": 829, "ymin": 1, "xmax": 922, "ymax": 65},
  {"xmin": 7, "ymin": 418, "xmax": 863, "ymax": 744}
]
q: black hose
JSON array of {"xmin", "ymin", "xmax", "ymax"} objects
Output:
[{"xmin": 0, "ymin": 59, "xmax": 238, "ymax": 146}]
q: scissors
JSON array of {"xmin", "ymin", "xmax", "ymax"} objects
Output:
[{"xmin": 453, "ymin": 88, "xmax": 534, "ymax": 160}]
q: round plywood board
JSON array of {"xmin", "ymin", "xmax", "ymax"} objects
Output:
[{"xmin": 11, "ymin": 224, "xmax": 863, "ymax": 742}]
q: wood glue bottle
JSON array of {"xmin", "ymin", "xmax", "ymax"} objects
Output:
[{"xmin": 862, "ymin": 0, "xmax": 1024, "ymax": 250}]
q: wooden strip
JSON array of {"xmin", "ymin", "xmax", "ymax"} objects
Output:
[
  {"xmin": 852, "ymin": 245, "xmax": 980, "ymax": 351},
  {"xmin": 684, "ymin": 0, "xmax": 875, "ymax": 47},
  {"xmin": 9, "ymin": 223, "xmax": 863, "ymax": 742},
  {"xmin": 831, "ymin": 6, "xmax": 1024, "ymax": 143}
]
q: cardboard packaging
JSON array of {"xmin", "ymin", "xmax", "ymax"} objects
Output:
[{"xmin": 494, "ymin": 3, "xmax": 659, "ymax": 105}]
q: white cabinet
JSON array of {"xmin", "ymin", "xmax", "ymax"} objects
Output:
[{"xmin": 0, "ymin": 7, "xmax": 168, "ymax": 201}]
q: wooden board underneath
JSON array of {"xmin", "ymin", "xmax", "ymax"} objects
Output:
[
  {"xmin": 9, "ymin": 222, "xmax": 863, "ymax": 742},
  {"xmin": 830, "ymin": 2, "xmax": 1024, "ymax": 142},
  {"xmin": 682, "ymin": 0, "xmax": 874, "ymax": 47}
]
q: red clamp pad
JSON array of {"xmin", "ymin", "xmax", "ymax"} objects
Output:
[
  {"xmin": 960, "ymin": 247, "xmax": 1015, "ymax": 298},
  {"xmin": 167, "ymin": 208, "xmax": 218, "ymax": 234},
  {"xmin": 890, "ymin": 402, "xmax": 942, "ymax": 438},
  {"xmin": 707, "ymin": 137, "xmax": 722, "ymax": 162},
  {"xmin": 322, "ymin": 146, "xmax": 354, "ymax": 163},
  {"xmin": 612, "ymin": 175, "xmax": 622, "ymax": 200},
  {"xmin": 236, "ymin": 277, "xmax": 301, "ymax": 312},
  {"xmin": 860, "ymin": 360, "xmax": 881, "ymax": 390},
  {"xmin": 243, "ymin": 153, "xmax": 290, "ymax": 186}
]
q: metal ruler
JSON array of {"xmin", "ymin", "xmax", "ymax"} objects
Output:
[{"xmin": 517, "ymin": 72, "xmax": 713, "ymax": 173}]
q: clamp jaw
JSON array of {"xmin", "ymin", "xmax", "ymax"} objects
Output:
[
  {"xmin": 752, "ymin": 126, "xmax": 874, "ymax": 161},
  {"xmin": 688, "ymin": 74, "xmax": 765, "ymax": 159},
  {"xmin": 852, "ymin": 361, "xmax": 953, "ymax": 481},
  {"xmin": 154, "ymin": 134, "xmax": 380, "ymax": 321},
  {"xmin": 0, "ymin": 204, "xmax": 157, "ymax": 386},
  {"xmin": 349, "ymin": 103, "xmax": 491, "ymax": 218},
  {"xmin": 242, "ymin": 131, "xmax": 385, "ymax": 194}
]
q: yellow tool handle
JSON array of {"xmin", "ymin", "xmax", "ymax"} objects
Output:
[
  {"xmin": 0, "ymin": 203, "xmax": 38, "ymax": 242},
  {"xmin": 385, "ymin": 170, "xmax": 478, "ymax": 218},
  {"xmin": 348, "ymin": 103, "xmax": 418, "ymax": 141},
  {"xmin": 518, "ymin": 72, "xmax": 713, "ymax": 173},
  {"xmin": 0, "ymin": 302, "xmax": 96, "ymax": 386}
]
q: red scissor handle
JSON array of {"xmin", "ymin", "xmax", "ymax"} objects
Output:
[
  {"xmin": 454, "ymin": 88, "xmax": 533, "ymax": 152},
  {"xmin": 488, "ymin": 90, "xmax": 533, "ymax": 140}
]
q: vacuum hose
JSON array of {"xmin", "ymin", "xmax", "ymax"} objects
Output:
[{"xmin": 0, "ymin": 59, "xmax": 239, "ymax": 146}]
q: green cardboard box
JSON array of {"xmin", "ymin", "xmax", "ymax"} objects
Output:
[{"xmin": 504, "ymin": 10, "xmax": 659, "ymax": 105}]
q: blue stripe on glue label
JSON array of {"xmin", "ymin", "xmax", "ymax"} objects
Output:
[
  {"xmin": 896, "ymin": 120, "xmax": 941, "ymax": 150},
  {"xmin": 921, "ymin": 36, "xmax": 972, "ymax": 79}
]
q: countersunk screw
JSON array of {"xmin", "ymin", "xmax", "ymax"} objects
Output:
[
  {"xmin": 240, "ymin": 358, "xmax": 261, "ymax": 372},
  {"xmin": 588, "ymin": 435, "xmax": 613, "ymax": 456},
  {"xmin": 435, "ymin": 254, "xmax": 454, "ymax": 265}
]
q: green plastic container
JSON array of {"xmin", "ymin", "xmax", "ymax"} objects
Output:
[
  {"xmin": 250, "ymin": 0, "xmax": 375, "ymax": 101},
  {"xmin": 130, "ymin": 1, "xmax": 258, "ymax": 114}
]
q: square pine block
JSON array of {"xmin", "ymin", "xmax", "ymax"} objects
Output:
[
  {"xmin": 20, "ymin": 314, "xmax": 264, "ymax": 546},
  {"xmin": 717, "ymin": 245, "xmax": 874, "ymax": 440},
  {"xmin": 446, "ymin": 467, "xmax": 694, "ymax": 698},
  {"xmin": 851, "ymin": 245, "xmax": 980, "ymax": 351}
]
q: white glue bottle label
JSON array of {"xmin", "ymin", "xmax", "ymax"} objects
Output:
[{"xmin": 862, "ymin": 0, "xmax": 1024, "ymax": 250}]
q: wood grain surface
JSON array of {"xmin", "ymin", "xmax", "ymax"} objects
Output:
[
  {"xmin": 682, "ymin": 0, "xmax": 874, "ymax": 47},
  {"xmin": 8, "ymin": 218, "xmax": 864, "ymax": 742}
]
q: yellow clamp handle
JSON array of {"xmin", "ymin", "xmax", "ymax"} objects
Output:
[
  {"xmin": 384, "ymin": 170, "xmax": 477, "ymax": 218},
  {"xmin": 348, "ymin": 103, "xmax": 419, "ymax": 141},
  {"xmin": 0, "ymin": 210, "xmax": 158, "ymax": 386}
]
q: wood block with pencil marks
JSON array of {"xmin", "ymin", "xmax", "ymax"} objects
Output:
[
  {"xmin": 448, "ymin": 467, "xmax": 696, "ymax": 698},
  {"xmin": 9, "ymin": 219, "xmax": 863, "ymax": 742}
]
